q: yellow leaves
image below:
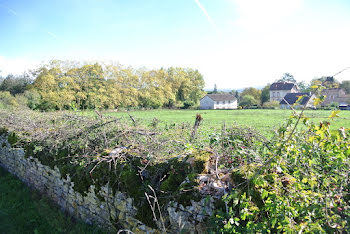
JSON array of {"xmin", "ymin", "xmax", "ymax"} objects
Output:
[
  {"xmin": 295, "ymin": 95, "xmax": 304, "ymax": 104},
  {"xmin": 328, "ymin": 110, "xmax": 341, "ymax": 119},
  {"xmin": 308, "ymin": 176, "xmax": 317, "ymax": 187},
  {"xmin": 30, "ymin": 61, "xmax": 205, "ymax": 110},
  {"xmin": 315, "ymin": 130, "xmax": 325, "ymax": 139},
  {"xmin": 313, "ymin": 97, "xmax": 321, "ymax": 106},
  {"xmin": 301, "ymin": 176, "xmax": 317, "ymax": 187},
  {"xmin": 33, "ymin": 74, "xmax": 57, "ymax": 91}
]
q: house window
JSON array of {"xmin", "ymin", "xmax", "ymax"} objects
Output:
[
  {"xmin": 223, "ymin": 101, "xmax": 225, "ymax": 104},
  {"xmin": 228, "ymin": 100, "xmax": 231, "ymax": 104},
  {"xmin": 217, "ymin": 101, "xmax": 219, "ymax": 104},
  {"xmin": 272, "ymin": 92, "xmax": 275, "ymax": 97},
  {"xmin": 277, "ymin": 92, "xmax": 280, "ymax": 97}
]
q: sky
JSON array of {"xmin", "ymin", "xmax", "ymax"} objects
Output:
[{"xmin": 1, "ymin": 0, "xmax": 350, "ymax": 89}]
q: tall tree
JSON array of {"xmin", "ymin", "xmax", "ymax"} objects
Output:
[
  {"xmin": 213, "ymin": 84, "xmax": 218, "ymax": 93},
  {"xmin": 278, "ymin": 73, "xmax": 296, "ymax": 83},
  {"xmin": 239, "ymin": 95, "xmax": 257, "ymax": 108},
  {"xmin": 0, "ymin": 74, "xmax": 32, "ymax": 95},
  {"xmin": 235, "ymin": 90, "xmax": 239, "ymax": 102},
  {"xmin": 311, "ymin": 76, "xmax": 340, "ymax": 89},
  {"xmin": 261, "ymin": 84, "xmax": 270, "ymax": 105},
  {"xmin": 297, "ymin": 81, "xmax": 309, "ymax": 92},
  {"xmin": 340, "ymin": 80, "xmax": 350, "ymax": 94},
  {"xmin": 240, "ymin": 87, "xmax": 261, "ymax": 105},
  {"xmin": 167, "ymin": 67, "xmax": 205, "ymax": 107},
  {"xmin": 231, "ymin": 90, "xmax": 240, "ymax": 102}
]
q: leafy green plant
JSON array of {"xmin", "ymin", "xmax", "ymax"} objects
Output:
[{"xmin": 212, "ymin": 110, "xmax": 350, "ymax": 233}]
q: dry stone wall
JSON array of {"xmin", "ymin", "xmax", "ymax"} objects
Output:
[{"xmin": 0, "ymin": 136, "xmax": 214, "ymax": 233}]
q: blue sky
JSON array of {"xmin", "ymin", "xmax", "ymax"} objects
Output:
[{"xmin": 1, "ymin": 0, "xmax": 350, "ymax": 89}]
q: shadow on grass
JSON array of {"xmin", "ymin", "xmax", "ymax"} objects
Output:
[{"xmin": 0, "ymin": 166, "xmax": 107, "ymax": 234}]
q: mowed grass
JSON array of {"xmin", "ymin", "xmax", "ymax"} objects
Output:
[
  {"xmin": 0, "ymin": 166, "xmax": 105, "ymax": 234},
  {"xmin": 96, "ymin": 109, "xmax": 350, "ymax": 136}
]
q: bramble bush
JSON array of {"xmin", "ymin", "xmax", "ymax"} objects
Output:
[{"xmin": 211, "ymin": 110, "xmax": 349, "ymax": 233}]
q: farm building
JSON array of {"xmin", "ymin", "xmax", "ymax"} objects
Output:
[
  {"xmin": 270, "ymin": 82, "xmax": 299, "ymax": 102},
  {"xmin": 321, "ymin": 88, "xmax": 350, "ymax": 106},
  {"xmin": 200, "ymin": 94, "xmax": 238, "ymax": 109},
  {"xmin": 280, "ymin": 92, "xmax": 316, "ymax": 109}
]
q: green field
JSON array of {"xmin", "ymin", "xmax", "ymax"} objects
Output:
[
  {"xmin": 94, "ymin": 109, "xmax": 350, "ymax": 136},
  {"xmin": 0, "ymin": 167, "xmax": 105, "ymax": 234}
]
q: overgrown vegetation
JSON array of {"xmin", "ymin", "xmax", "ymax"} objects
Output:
[
  {"xmin": 210, "ymin": 110, "xmax": 350, "ymax": 233},
  {"xmin": 0, "ymin": 109, "xmax": 208, "ymax": 229},
  {"xmin": 0, "ymin": 105, "xmax": 349, "ymax": 232}
]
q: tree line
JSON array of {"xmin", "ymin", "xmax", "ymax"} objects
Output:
[
  {"xmin": 1, "ymin": 65, "xmax": 349, "ymax": 110},
  {"xmin": 0, "ymin": 60, "xmax": 205, "ymax": 111}
]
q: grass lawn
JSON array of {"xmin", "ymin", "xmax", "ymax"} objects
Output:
[
  {"xmin": 91, "ymin": 109, "xmax": 350, "ymax": 136},
  {"xmin": 0, "ymin": 166, "xmax": 105, "ymax": 234}
]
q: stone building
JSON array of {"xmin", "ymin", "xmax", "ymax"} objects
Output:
[
  {"xmin": 321, "ymin": 88, "xmax": 350, "ymax": 106},
  {"xmin": 269, "ymin": 82, "xmax": 299, "ymax": 102}
]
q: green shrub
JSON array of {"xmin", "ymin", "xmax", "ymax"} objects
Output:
[
  {"xmin": 263, "ymin": 100, "xmax": 280, "ymax": 108},
  {"xmin": 212, "ymin": 111, "xmax": 350, "ymax": 233}
]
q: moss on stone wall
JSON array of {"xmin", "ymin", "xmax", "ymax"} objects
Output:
[
  {"xmin": 0, "ymin": 127, "xmax": 8, "ymax": 136},
  {"xmin": 7, "ymin": 132, "xmax": 18, "ymax": 146},
  {"xmin": 0, "ymin": 130, "xmax": 214, "ymax": 231}
]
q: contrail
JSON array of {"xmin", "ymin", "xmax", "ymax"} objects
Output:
[
  {"xmin": 47, "ymin": 31, "xmax": 58, "ymax": 39},
  {"xmin": 194, "ymin": 0, "xmax": 216, "ymax": 27},
  {"xmin": 0, "ymin": 4, "xmax": 18, "ymax": 16}
]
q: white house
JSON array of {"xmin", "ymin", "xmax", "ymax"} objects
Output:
[
  {"xmin": 270, "ymin": 82, "xmax": 298, "ymax": 102},
  {"xmin": 200, "ymin": 94, "xmax": 238, "ymax": 109}
]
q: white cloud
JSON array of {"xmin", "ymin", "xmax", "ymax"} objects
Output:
[{"xmin": 0, "ymin": 56, "xmax": 39, "ymax": 76}]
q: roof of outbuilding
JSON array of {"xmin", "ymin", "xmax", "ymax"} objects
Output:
[
  {"xmin": 280, "ymin": 93, "xmax": 312, "ymax": 105},
  {"xmin": 321, "ymin": 88, "xmax": 346, "ymax": 94},
  {"xmin": 270, "ymin": 82, "xmax": 296, "ymax": 90},
  {"xmin": 204, "ymin": 94, "xmax": 237, "ymax": 101}
]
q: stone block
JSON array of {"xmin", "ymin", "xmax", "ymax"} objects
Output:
[
  {"xmin": 76, "ymin": 193, "xmax": 83, "ymax": 204},
  {"xmin": 118, "ymin": 211, "xmax": 125, "ymax": 220},
  {"xmin": 110, "ymin": 208, "xmax": 117, "ymax": 220},
  {"xmin": 115, "ymin": 200, "xmax": 127, "ymax": 212}
]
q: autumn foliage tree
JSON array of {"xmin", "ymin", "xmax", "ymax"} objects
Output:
[
  {"xmin": 240, "ymin": 87, "xmax": 262, "ymax": 106},
  {"xmin": 28, "ymin": 60, "xmax": 205, "ymax": 111}
]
